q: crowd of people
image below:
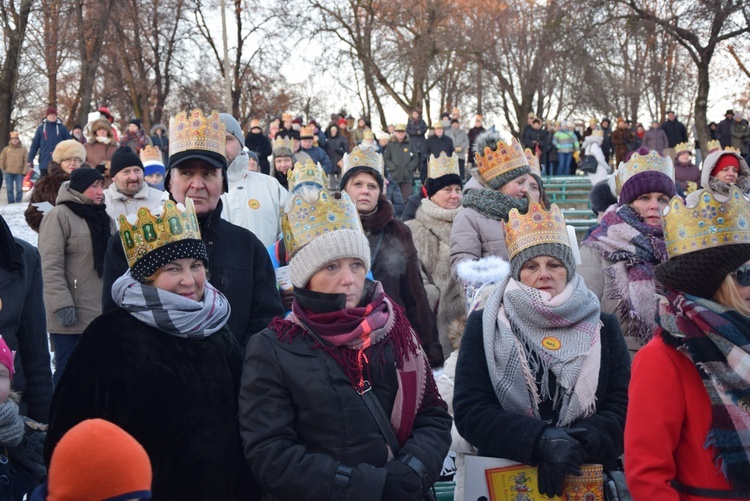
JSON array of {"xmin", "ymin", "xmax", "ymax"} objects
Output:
[{"xmin": 0, "ymin": 103, "xmax": 748, "ymax": 501}]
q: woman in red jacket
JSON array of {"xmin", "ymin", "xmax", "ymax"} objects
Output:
[{"xmin": 625, "ymin": 186, "xmax": 750, "ymax": 500}]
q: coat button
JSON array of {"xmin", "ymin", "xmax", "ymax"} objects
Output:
[
  {"xmin": 0, "ymin": 455, "xmax": 8, "ymax": 464},
  {"xmin": 0, "ymin": 474, "xmax": 9, "ymax": 484}
]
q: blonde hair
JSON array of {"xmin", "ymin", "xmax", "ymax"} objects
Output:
[{"xmin": 712, "ymin": 274, "xmax": 750, "ymax": 317}]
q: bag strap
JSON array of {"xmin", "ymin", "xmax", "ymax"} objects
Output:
[{"xmin": 358, "ymin": 380, "xmax": 400, "ymax": 455}]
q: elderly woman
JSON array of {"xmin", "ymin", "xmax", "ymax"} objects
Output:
[
  {"xmin": 626, "ymin": 187, "xmax": 750, "ymax": 499},
  {"xmin": 686, "ymin": 146, "xmax": 750, "ymax": 206},
  {"xmin": 406, "ymin": 152, "xmax": 466, "ymax": 358},
  {"xmin": 239, "ymin": 162, "xmax": 451, "ymax": 500},
  {"xmin": 44, "ymin": 198, "xmax": 249, "ymax": 500},
  {"xmin": 453, "ymin": 202, "xmax": 630, "ymax": 498},
  {"xmin": 579, "ymin": 149, "xmax": 675, "ymax": 354}
]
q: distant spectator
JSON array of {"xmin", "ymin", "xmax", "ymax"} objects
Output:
[
  {"xmin": 552, "ymin": 122, "xmax": 579, "ymax": 175},
  {"xmin": 406, "ymin": 110, "xmax": 428, "ymax": 164},
  {"xmin": 149, "ymin": 124, "xmax": 169, "ymax": 165},
  {"xmin": 351, "ymin": 117, "xmax": 370, "ymax": 144},
  {"xmin": 642, "ymin": 120, "xmax": 669, "ymax": 155},
  {"xmin": 612, "ymin": 118, "xmax": 636, "ymax": 165},
  {"xmin": 27, "ymin": 107, "xmax": 71, "ymax": 176},
  {"xmin": 384, "ymin": 123, "xmax": 418, "ymax": 203},
  {"xmin": 324, "ymin": 124, "xmax": 349, "ymax": 176},
  {"xmin": 467, "ymin": 115, "xmax": 486, "ymax": 168},
  {"xmin": 673, "ymin": 142, "xmax": 701, "ymax": 195},
  {"xmin": 661, "ymin": 111, "xmax": 688, "ymax": 159},
  {"xmin": 420, "ymin": 122, "xmax": 454, "ymax": 182},
  {"xmin": 71, "ymin": 124, "xmax": 86, "ymax": 145},
  {"xmin": 708, "ymin": 121, "xmax": 719, "ymax": 140},
  {"xmin": 600, "ymin": 117, "xmax": 613, "ymax": 164},
  {"xmin": 521, "ymin": 117, "xmax": 547, "ymax": 158},
  {"xmin": 84, "ymin": 119, "xmax": 118, "ymax": 177},
  {"xmin": 244, "ymin": 119, "xmax": 272, "ymax": 175},
  {"xmin": 120, "ymin": 119, "xmax": 151, "ymax": 155},
  {"xmin": 444, "ymin": 118, "xmax": 470, "ymax": 178},
  {"xmin": 0, "ymin": 132, "xmax": 29, "ymax": 204},
  {"xmin": 717, "ymin": 109, "xmax": 734, "ymax": 149},
  {"xmin": 730, "ymin": 112, "xmax": 750, "ymax": 158}
]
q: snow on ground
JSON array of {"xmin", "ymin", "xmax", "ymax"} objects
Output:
[{"xmin": 0, "ymin": 201, "xmax": 37, "ymax": 247}]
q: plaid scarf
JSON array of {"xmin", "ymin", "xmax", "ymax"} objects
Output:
[
  {"xmin": 583, "ymin": 204, "xmax": 667, "ymax": 341},
  {"xmin": 657, "ymin": 289, "xmax": 750, "ymax": 490},
  {"xmin": 483, "ymin": 274, "xmax": 602, "ymax": 426},
  {"xmin": 112, "ymin": 271, "xmax": 231, "ymax": 339}
]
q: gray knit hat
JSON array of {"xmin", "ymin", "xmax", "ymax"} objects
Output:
[
  {"xmin": 511, "ymin": 243, "xmax": 576, "ymax": 282},
  {"xmin": 219, "ymin": 113, "xmax": 245, "ymax": 148}
]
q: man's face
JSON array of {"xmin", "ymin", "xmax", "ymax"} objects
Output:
[
  {"xmin": 300, "ymin": 138, "xmax": 313, "ymax": 150},
  {"xmin": 668, "ymin": 113, "xmax": 675, "ymax": 121},
  {"xmin": 169, "ymin": 160, "xmax": 224, "ymax": 214},
  {"xmin": 274, "ymin": 156, "xmax": 293, "ymax": 174},
  {"xmin": 10, "ymin": 137, "xmax": 19, "ymax": 145},
  {"xmin": 395, "ymin": 130, "xmax": 406, "ymax": 142},
  {"xmin": 283, "ymin": 120, "xmax": 292, "ymax": 129},
  {"xmin": 225, "ymin": 133, "xmax": 242, "ymax": 163},
  {"xmin": 451, "ymin": 122, "xmax": 459, "ymax": 129},
  {"xmin": 532, "ymin": 121, "xmax": 541, "ymax": 130},
  {"xmin": 293, "ymin": 138, "xmax": 300, "ymax": 152},
  {"xmin": 128, "ymin": 124, "xmax": 138, "ymax": 133},
  {"xmin": 113, "ymin": 166, "xmax": 144, "ymax": 196},
  {"xmin": 434, "ymin": 127, "xmax": 444, "ymax": 137},
  {"xmin": 46, "ymin": 113, "xmax": 56, "ymax": 122},
  {"xmin": 251, "ymin": 126, "xmax": 262, "ymax": 135}
]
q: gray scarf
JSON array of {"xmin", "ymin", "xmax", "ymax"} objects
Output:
[
  {"xmin": 483, "ymin": 274, "xmax": 602, "ymax": 426},
  {"xmin": 0, "ymin": 401, "xmax": 24, "ymax": 447},
  {"xmin": 462, "ymin": 188, "xmax": 528, "ymax": 222},
  {"xmin": 112, "ymin": 271, "xmax": 231, "ymax": 339}
]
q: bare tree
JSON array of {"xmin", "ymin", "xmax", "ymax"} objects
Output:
[{"xmin": 0, "ymin": 0, "xmax": 33, "ymax": 148}]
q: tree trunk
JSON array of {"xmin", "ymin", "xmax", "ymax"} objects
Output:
[
  {"xmin": 694, "ymin": 59, "xmax": 711, "ymax": 157},
  {"xmin": 0, "ymin": 0, "xmax": 33, "ymax": 151}
]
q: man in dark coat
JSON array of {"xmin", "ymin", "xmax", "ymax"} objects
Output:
[
  {"xmin": 467, "ymin": 115, "xmax": 486, "ymax": 169},
  {"xmin": 27, "ymin": 106, "xmax": 70, "ymax": 176},
  {"xmin": 521, "ymin": 117, "xmax": 548, "ymax": 158},
  {"xmin": 406, "ymin": 110, "xmax": 428, "ymax": 167},
  {"xmin": 661, "ymin": 111, "xmax": 688, "ymax": 159},
  {"xmin": 420, "ymin": 122, "xmax": 454, "ymax": 182},
  {"xmin": 244, "ymin": 119, "xmax": 272, "ymax": 175},
  {"xmin": 718, "ymin": 109, "xmax": 735, "ymax": 149},
  {"xmin": 600, "ymin": 118, "xmax": 613, "ymax": 164},
  {"xmin": 101, "ymin": 112, "xmax": 284, "ymax": 347},
  {"xmin": 299, "ymin": 126, "xmax": 332, "ymax": 174}
]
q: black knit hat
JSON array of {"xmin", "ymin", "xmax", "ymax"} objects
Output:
[
  {"xmin": 425, "ymin": 174, "xmax": 463, "ymax": 198},
  {"xmin": 511, "ymin": 242, "xmax": 576, "ymax": 283},
  {"xmin": 131, "ymin": 239, "xmax": 208, "ymax": 283},
  {"xmin": 340, "ymin": 167, "xmax": 384, "ymax": 193},
  {"xmin": 69, "ymin": 167, "xmax": 104, "ymax": 194},
  {"xmin": 110, "ymin": 146, "xmax": 143, "ymax": 177},
  {"xmin": 590, "ymin": 180, "xmax": 617, "ymax": 215},
  {"xmin": 655, "ymin": 244, "xmax": 750, "ymax": 299}
]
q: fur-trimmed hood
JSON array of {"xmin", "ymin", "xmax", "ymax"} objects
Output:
[
  {"xmin": 88, "ymin": 119, "xmax": 115, "ymax": 142},
  {"xmin": 151, "ymin": 123, "xmax": 167, "ymax": 135},
  {"xmin": 700, "ymin": 149, "xmax": 750, "ymax": 195}
]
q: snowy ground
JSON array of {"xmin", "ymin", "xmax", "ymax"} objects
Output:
[{"xmin": 0, "ymin": 190, "xmax": 38, "ymax": 247}]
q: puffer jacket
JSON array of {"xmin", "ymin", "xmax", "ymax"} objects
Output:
[
  {"xmin": 24, "ymin": 162, "xmax": 69, "ymax": 232},
  {"xmin": 384, "ymin": 138, "xmax": 418, "ymax": 184},
  {"xmin": 0, "ymin": 143, "xmax": 29, "ymax": 175},
  {"xmin": 27, "ymin": 119, "xmax": 70, "ymax": 171}
]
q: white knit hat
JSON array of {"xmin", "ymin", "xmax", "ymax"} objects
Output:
[{"xmin": 289, "ymin": 229, "xmax": 371, "ymax": 288}]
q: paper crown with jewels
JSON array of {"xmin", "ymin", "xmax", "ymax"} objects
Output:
[
  {"xmin": 505, "ymin": 202, "xmax": 570, "ymax": 260},
  {"xmin": 474, "ymin": 137, "xmax": 530, "ymax": 186},
  {"xmin": 299, "ymin": 126, "xmax": 314, "ymax": 139},
  {"xmin": 272, "ymin": 136, "xmax": 294, "ymax": 151},
  {"xmin": 674, "ymin": 142, "xmax": 692, "ymax": 155},
  {"xmin": 427, "ymin": 151, "xmax": 459, "ymax": 180},
  {"xmin": 706, "ymin": 139, "xmax": 721, "ymax": 153},
  {"xmin": 169, "ymin": 109, "xmax": 225, "ymax": 158},
  {"xmin": 139, "ymin": 145, "xmax": 163, "ymax": 165},
  {"xmin": 342, "ymin": 145, "xmax": 384, "ymax": 176},
  {"xmin": 724, "ymin": 145, "xmax": 741, "ymax": 154},
  {"xmin": 287, "ymin": 159, "xmax": 328, "ymax": 191},
  {"xmin": 662, "ymin": 186, "xmax": 750, "ymax": 259},
  {"xmin": 615, "ymin": 150, "xmax": 674, "ymax": 195},
  {"xmin": 524, "ymin": 148, "xmax": 541, "ymax": 177},
  {"xmin": 591, "ymin": 129, "xmax": 603, "ymax": 138}
]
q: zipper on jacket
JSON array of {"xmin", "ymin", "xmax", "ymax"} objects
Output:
[{"xmin": 73, "ymin": 278, "xmax": 77, "ymax": 305}]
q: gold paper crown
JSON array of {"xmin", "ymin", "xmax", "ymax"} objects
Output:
[
  {"xmin": 363, "ymin": 129, "xmax": 374, "ymax": 140},
  {"xmin": 524, "ymin": 148, "xmax": 541, "ymax": 177},
  {"xmin": 591, "ymin": 129, "xmax": 603, "ymax": 137},
  {"xmin": 706, "ymin": 139, "xmax": 721, "ymax": 153},
  {"xmin": 662, "ymin": 186, "xmax": 750, "ymax": 259},
  {"xmin": 281, "ymin": 113, "xmax": 293, "ymax": 121},
  {"xmin": 725, "ymin": 146, "xmax": 741, "ymax": 154},
  {"xmin": 505, "ymin": 203, "xmax": 570, "ymax": 260},
  {"xmin": 394, "ymin": 123, "xmax": 406, "ymax": 131},
  {"xmin": 474, "ymin": 137, "xmax": 529, "ymax": 183},
  {"xmin": 674, "ymin": 142, "xmax": 692, "ymax": 154},
  {"xmin": 287, "ymin": 159, "xmax": 328, "ymax": 191},
  {"xmin": 118, "ymin": 198, "xmax": 201, "ymax": 269},
  {"xmin": 299, "ymin": 126, "xmax": 314, "ymax": 138},
  {"xmin": 427, "ymin": 152, "xmax": 460, "ymax": 180},
  {"xmin": 169, "ymin": 109, "xmax": 225, "ymax": 158},
  {"xmin": 281, "ymin": 187, "xmax": 364, "ymax": 257},
  {"xmin": 139, "ymin": 145, "xmax": 163, "ymax": 164},
  {"xmin": 272, "ymin": 136, "xmax": 294, "ymax": 151},
  {"xmin": 342, "ymin": 145, "xmax": 384, "ymax": 176},
  {"xmin": 615, "ymin": 150, "xmax": 674, "ymax": 195}
]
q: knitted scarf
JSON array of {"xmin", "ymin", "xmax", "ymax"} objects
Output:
[
  {"xmin": 112, "ymin": 271, "xmax": 231, "ymax": 339},
  {"xmin": 272, "ymin": 282, "xmax": 437, "ymax": 446},
  {"xmin": 462, "ymin": 188, "xmax": 529, "ymax": 222},
  {"xmin": 583, "ymin": 204, "xmax": 667, "ymax": 340},
  {"xmin": 483, "ymin": 274, "xmax": 602, "ymax": 426},
  {"xmin": 59, "ymin": 201, "xmax": 112, "ymax": 277},
  {"xmin": 0, "ymin": 401, "xmax": 24, "ymax": 447},
  {"xmin": 657, "ymin": 289, "xmax": 750, "ymax": 490}
]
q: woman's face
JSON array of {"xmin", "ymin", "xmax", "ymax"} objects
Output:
[
  {"xmin": 676, "ymin": 152, "xmax": 691, "ymax": 164},
  {"xmin": 430, "ymin": 184, "xmax": 462, "ymax": 209},
  {"xmin": 731, "ymin": 261, "xmax": 750, "ymax": 308},
  {"xmin": 60, "ymin": 158, "xmax": 83, "ymax": 173},
  {"xmin": 344, "ymin": 172, "xmax": 380, "ymax": 214},
  {"xmin": 307, "ymin": 258, "xmax": 366, "ymax": 309},
  {"xmin": 330, "ymin": 126, "xmax": 338, "ymax": 137},
  {"xmin": 527, "ymin": 177, "xmax": 541, "ymax": 203},
  {"xmin": 499, "ymin": 174, "xmax": 529, "ymax": 199},
  {"xmin": 630, "ymin": 192, "xmax": 670, "ymax": 227},
  {"xmin": 714, "ymin": 164, "xmax": 739, "ymax": 185},
  {"xmin": 95, "ymin": 128, "xmax": 109, "ymax": 138},
  {"xmin": 519, "ymin": 256, "xmax": 567, "ymax": 298},
  {"xmin": 152, "ymin": 258, "xmax": 206, "ymax": 302},
  {"xmin": 82, "ymin": 179, "xmax": 105, "ymax": 205}
]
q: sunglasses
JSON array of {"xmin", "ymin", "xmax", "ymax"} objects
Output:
[{"xmin": 732, "ymin": 265, "xmax": 750, "ymax": 287}]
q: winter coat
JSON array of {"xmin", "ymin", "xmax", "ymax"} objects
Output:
[
  {"xmin": 150, "ymin": 124, "xmax": 169, "ymax": 162},
  {"xmin": 521, "ymin": 126, "xmax": 547, "ymax": 152},
  {"xmin": 45, "ymin": 309, "xmax": 253, "ymax": 500},
  {"xmin": 325, "ymin": 134, "xmax": 350, "ymax": 175},
  {"xmin": 0, "ymin": 414, "xmax": 47, "ymax": 501},
  {"xmin": 24, "ymin": 162, "xmax": 68, "ymax": 233},
  {"xmin": 385, "ymin": 173, "xmax": 405, "ymax": 218},
  {"xmin": 360, "ymin": 196, "xmax": 442, "ymax": 365},
  {"xmin": 467, "ymin": 126, "xmax": 486, "ymax": 162},
  {"xmin": 730, "ymin": 120, "xmax": 750, "ymax": 156},
  {"xmin": 221, "ymin": 154, "xmax": 288, "ymax": 247},
  {"xmin": 0, "ymin": 143, "xmax": 28, "ymax": 175},
  {"xmin": 444, "ymin": 127, "xmax": 470, "ymax": 161},
  {"xmin": 601, "ymin": 126, "xmax": 613, "ymax": 157},
  {"xmin": 119, "ymin": 128, "xmax": 151, "ymax": 154},
  {"xmin": 101, "ymin": 200, "xmax": 284, "ymax": 347},
  {"xmin": 685, "ymin": 150, "xmax": 750, "ymax": 205},
  {"xmin": 674, "ymin": 160, "xmax": 701, "ymax": 193},
  {"xmin": 299, "ymin": 145, "xmax": 332, "ymax": 174},
  {"xmin": 661, "ymin": 119, "xmax": 688, "ymax": 148},
  {"xmin": 406, "ymin": 118, "xmax": 428, "ymax": 155},
  {"xmin": 717, "ymin": 117, "xmax": 734, "ymax": 149},
  {"xmin": 454, "ymin": 309, "xmax": 629, "ymax": 470},
  {"xmin": 642, "ymin": 128, "xmax": 669, "ymax": 153},
  {"xmin": 239, "ymin": 310, "xmax": 452, "ymax": 501},
  {"xmin": 245, "ymin": 131, "xmax": 273, "ymax": 175},
  {"xmin": 581, "ymin": 136, "xmax": 610, "ymax": 185},
  {"xmin": 384, "ymin": 138, "xmax": 418, "ymax": 184},
  {"xmin": 420, "ymin": 135, "xmax": 454, "ymax": 182},
  {"xmin": 402, "ymin": 190, "xmax": 425, "ymax": 222},
  {"xmin": 103, "ymin": 182, "xmax": 165, "ymax": 223},
  {"xmin": 611, "ymin": 128, "xmax": 635, "ymax": 164},
  {"xmin": 38, "ymin": 183, "xmax": 114, "ymax": 334},
  {"xmin": 0, "ymin": 239, "xmax": 52, "ymax": 422},
  {"xmin": 406, "ymin": 199, "xmax": 466, "ymax": 357},
  {"xmin": 625, "ymin": 334, "xmax": 735, "ymax": 500},
  {"xmin": 83, "ymin": 139, "xmax": 117, "ymax": 170},
  {"xmin": 27, "ymin": 119, "xmax": 70, "ymax": 172}
]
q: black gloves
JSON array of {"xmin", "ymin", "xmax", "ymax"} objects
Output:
[
  {"xmin": 381, "ymin": 460, "xmax": 423, "ymax": 500},
  {"xmin": 534, "ymin": 427, "xmax": 588, "ymax": 497}
]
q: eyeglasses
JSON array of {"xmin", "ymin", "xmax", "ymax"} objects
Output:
[
  {"xmin": 62, "ymin": 158, "xmax": 84, "ymax": 164},
  {"xmin": 732, "ymin": 265, "xmax": 750, "ymax": 287}
]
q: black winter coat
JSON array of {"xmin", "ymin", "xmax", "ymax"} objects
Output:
[
  {"xmin": 101, "ymin": 200, "xmax": 284, "ymax": 347},
  {"xmin": 454, "ymin": 310, "xmax": 630, "ymax": 470},
  {"xmin": 718, "ymin": 117, "xmax": 734, "ymax": 149},
  {"xmin": 326, "ymin": 135, "xmax": 350, "ymax": 175},
  {"xmin": 45, "ymin": 309, "xmax": 253, "ymax": 500},
  {"xmin": 406, "ymin": 119, "xmax": 427, "ymax": 158},
  {"xmin": 661, "ymin": 119, "xmax": 688, "ymax": 148},
  {"xmin": 0, "ymin": 238, "xmax": 52, "ymax": 422},
  {"xmin": 245, "ymin": 132, "xmax": 272, "ymax": 175},
  {"xmin": 468, "ymin": 126, "xmax": 486, "ymax": 161},
  {"xmin": 239, "ymin": 314, "xmax": 452, "ymax": 500},
  {"xmin": 419, "ymin": 135, "xmax": 454, "ymax": 183}
]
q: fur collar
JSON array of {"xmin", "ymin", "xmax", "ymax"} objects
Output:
[
  {"xmin": 414, "ymin": 198, "xmax": 459, "ymax": 243},
  {"xmin": 360, "ymin": 195, "xmax": 393, "ymax": 234}
]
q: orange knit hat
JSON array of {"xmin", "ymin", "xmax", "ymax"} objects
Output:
[{"xmin": 48, "ymin": 419, "xmax": 152, "ymax": 501}]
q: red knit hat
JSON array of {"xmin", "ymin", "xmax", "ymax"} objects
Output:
[
  {"xmin": 48, "ymin": 419, "xmax": 152, "ymax": 501},
  {"xmin": 0, "ymin": 336, "xmax": 14, "ymax": 380},
  {"xmin": 711, "ymin": 153, "xmax": 740, "ymax": 177}
]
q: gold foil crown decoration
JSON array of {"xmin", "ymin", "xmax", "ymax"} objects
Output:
[
  {"xmin": 524, "ymin": 148, "xmax": 541, "ymax": 177},
  {"xmin": 118, "ymin": 198, "xmax": 201, "ymax": 269},
  {"xmin": 663, "ymin": 186, "xmax": 750, "ymax": 259},
  {"xmin": 281, "ymin": 188, "xmax": 364, "ymax": 258},
  {"xmin": 139, "ymin": 145, "xmax": 163, "ymax": 164},
  {"xmin": 169, "ymin": 109, "xmax": 226, "ymax": 158},
  {"xmin": 591, "ymin": 129, "xmax": 604, "ymax": 138},
  {"xmin": 474, "ymin": 137, "xmax": 529, "ymax": 183},
  {"xmin": 505, "ymin": 203, "xmax": 570, "ymax": 260},
  {"xmin": 674, "ymin": 142, "xmax": 692, "ymax": 154},
  {"xmin": 394, "ymin": 123, "xmax": 407, "ymax": 131},
  {"xmin": 287, "ymin": 159, "xmax": 328, "ymax": 192},
  {"xmin": 342, "ymin": 145, "xmax": 384, "ymax": 177},
  {"xmin": 615, "ymin": 150, "xmax": 674, "ymax": 195},
  {"xmin": 272, "ymin": 136, "xmax": 294, "ymax": 151},
  {"xmin": 427, "ymin": 152, "xmax": 460, "ymax": 180},
  {"xmin": 706, "ymin": 140, "xmax": 721, "ymax": 153},
  {"xmin": 725, "ymin": 146, "xmax": 741, "ymax": 154},
  {"xmin": 299, "ymin": 126, "xmax": 315, "ymax": 139}
]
